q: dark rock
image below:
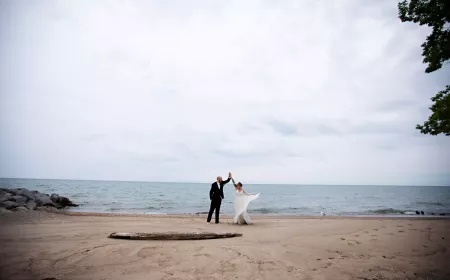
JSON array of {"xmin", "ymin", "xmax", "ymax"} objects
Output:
[
  {"xmin": 60, "ymin": 196, "xmax": 78, "ymax": 207},
  {"xmin": 34, "ymin": 193, "xmax": 55, "ymax": 207},
  {"xmin": 1, "ymin": 188, "xmax": 77, "ymax": 211},
  {"xmin": 50, "ymin": 193, "xmax": 60, "ymax": 203},
  {"xmin": 0, "ymin": 200, "xmax": 19, "ymax": 210},
  {"xmin": 26, "ymin": 200, "xmax": 37, "ymax": 210},
  {"xmin": 0, "ymin": 208, "xmax": 12, "ymax": 213},
  {"xmin": 439, "ymin": 213, "xmax": 446, "ymax": 216},
  {"xmin": 420, "ymin": 211, "xmax": 424, "ymax": 215},
  {"xmin": 431, "ymin": 213, "xmax": 435, "ymax": 215},
  {"xmin": 12, "ymin": 206, "xmax": 29, "ymax": 212},
  {"xmin": 415, "ymin": 211, "xmax": 420, "ymax": 215},
  {"xmin": 12, "ymin": 195, "xmax": 28, "ymax": 204},
  {"xmin": 14, "ymin": 188, "xmax": 36, "ymax": 200},
  {"xmin": 50, "ymin": 193, "xmax": 78, "ymax": 208},
  {"xmin": 0, "ymin": 192, "xmax": 13, "ymax": 202},
  {"xmin": 5, "ymin": 188, "xmax": 17, "ymax": 195}
]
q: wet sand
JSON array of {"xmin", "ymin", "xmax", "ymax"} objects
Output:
[{"xmin": 0, "ymin": 211, "xmax": 449, "ymax": 280}]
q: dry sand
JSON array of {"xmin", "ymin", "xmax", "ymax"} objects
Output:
[{"xmin": 0, "ymin": 211, "xmax": 449, "ymax": 280}]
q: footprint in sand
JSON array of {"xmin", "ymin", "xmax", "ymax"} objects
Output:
[
  {"xmin": 347, "ymin": 240, "xmax": 361, "ymax": 246},
  {"xmin": 193, "ymin": 253, "xmax": 212, "ymax": 257},
  {"xmin": 340, "ymin": 238, "xmax": 346, "ymax": 240},
  {"xmin": 220, "ymin": 262, "xmax": 237, "ymax": 272},
  {"xmin": 398, "ymin": 230, "xmax": 405, "ymax": 233}
]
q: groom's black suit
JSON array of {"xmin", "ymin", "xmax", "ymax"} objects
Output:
[{"xmin": 207, "ymin": 177, "xmax": 231, "ymax": 223}]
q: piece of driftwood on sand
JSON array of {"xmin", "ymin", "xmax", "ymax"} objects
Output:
[{"xmin": 108, "ymin": 232, "xmax": 243, "ymax": 240}]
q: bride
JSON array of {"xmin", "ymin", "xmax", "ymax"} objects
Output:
[{"xmin": 231, "ymin": 177, "xmax": 260, "ymax": 225}]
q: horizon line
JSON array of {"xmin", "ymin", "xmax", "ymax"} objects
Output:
[{"xmin": 0, "ymin": 177, "xmax": 448, "ymax": 188}]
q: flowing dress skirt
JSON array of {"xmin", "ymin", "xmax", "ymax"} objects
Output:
[{"xmin": 233, "ymin": 192, "xmax": 260, "ymax": 224}]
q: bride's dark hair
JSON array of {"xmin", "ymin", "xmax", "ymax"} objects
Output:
[{"xmin": 237, "ymin": 182, "xmax": 243, "ymax": 187}]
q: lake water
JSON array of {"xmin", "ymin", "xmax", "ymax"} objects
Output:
[{"xmin": 1, "ymin": 178, "xmax": 449, "ymax": 216}]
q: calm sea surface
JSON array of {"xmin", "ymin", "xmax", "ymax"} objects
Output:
[{"xmin": 1, "ymin": 178, "xmax": 449, "ymax": 216}]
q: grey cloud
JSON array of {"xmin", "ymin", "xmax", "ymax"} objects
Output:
[
  {"xmin": 266, "ymin": 119, "xmax": 298, "ymax": 136},
  {"xmin": 264, "ymin": 118, "xmax": 342, "ymax": 137},
  {"xmin": 107, "ymin": 147, "xmax": 180, "ymax": 164},
  {"xmin": 1, "ymin": 0, "xmax": 449, "ymax": 185}
]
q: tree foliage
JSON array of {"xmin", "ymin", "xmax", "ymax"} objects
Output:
[
  {"xmin": 398, "ymin": 0, "xmax": 450, "ymax": 136},
  {"xmin": 398, "ymin": 0, "xmax": 450, "ymax": 73},
  {"xmin": 416, "ymin": 86, "xmax": 450, "ymax": 135}
]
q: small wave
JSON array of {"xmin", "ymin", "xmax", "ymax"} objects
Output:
[
  {"xmin": 416, "ymin": 202, "xmax": 444, "ymax": 206},
  {"xmin": 107, "ymin": 206, "xmax": 161, "ymax": 211},
  {"xmin": 368, "ymin": 208, "xmax": 406, "ymax": 215},
  {"xmin": 249, "ymin": 207, "xmax": 308, "ymax": 214}
]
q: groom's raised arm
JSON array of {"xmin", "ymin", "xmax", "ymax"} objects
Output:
[
  {"xmin": 222, "ymin": 172, "xmax": 232, "ymax": 186},
  {"xmin": 222, "ymin": 177, "xmax": 231, "ymax": 185}
]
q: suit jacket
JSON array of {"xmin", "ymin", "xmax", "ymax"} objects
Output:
[{"xmin": 209, "ymin": 178, "xmax": 231, "ymax": 200}]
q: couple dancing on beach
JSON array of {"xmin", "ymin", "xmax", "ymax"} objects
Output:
[{"xmin": 207, "ymin": 172, "xmax": 260, "ymax": 225}]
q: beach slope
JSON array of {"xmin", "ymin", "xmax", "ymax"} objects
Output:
[{"xmin": 0, "ymin": 212, "xmax": 449, "ymax": 280}]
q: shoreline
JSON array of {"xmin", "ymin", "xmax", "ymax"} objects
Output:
[{"xmin": 28, "ymin": 209, "xmax": 450, "ymax": 220}]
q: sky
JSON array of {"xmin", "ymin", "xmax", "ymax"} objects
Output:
[{"xmin": 0, "ymin": 0, "xmax": 449, "ymax": 186}]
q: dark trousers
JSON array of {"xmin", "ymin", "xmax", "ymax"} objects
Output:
[{"xmin": 207, "ymin": 198, "xmax": 222, "ymax": 223}]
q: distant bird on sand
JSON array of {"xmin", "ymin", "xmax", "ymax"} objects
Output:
[{"xmin": 320, "ymin": 211, "xmax": 326, "ymax": 216}]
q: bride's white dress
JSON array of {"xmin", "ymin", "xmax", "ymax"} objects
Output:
[{"xmin": 234, "ymin": 190, "xmax": 260, "ymax": 224}]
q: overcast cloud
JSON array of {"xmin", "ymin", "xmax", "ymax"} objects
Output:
[{"xmin": 0, "ymin": 0, "xmax": 449, "ymax": 185}]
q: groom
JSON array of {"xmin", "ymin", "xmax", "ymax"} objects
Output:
[{"xmin": 207, "ymin": 172, "xmax": 232, "ymax": 224}]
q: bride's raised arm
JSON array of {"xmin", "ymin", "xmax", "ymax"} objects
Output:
[{"xmin": 231, "ymin": 178, "xmax": 238, "ymax": 188}]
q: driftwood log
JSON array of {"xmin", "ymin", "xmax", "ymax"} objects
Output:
[{"xmin": 108, "ymin": 232, "xmax": 243, "ymax": 240}]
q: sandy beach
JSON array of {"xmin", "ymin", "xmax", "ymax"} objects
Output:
[{"xmin": 0, "ymin": 212, "xmax": 449, "ymax": 280}]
